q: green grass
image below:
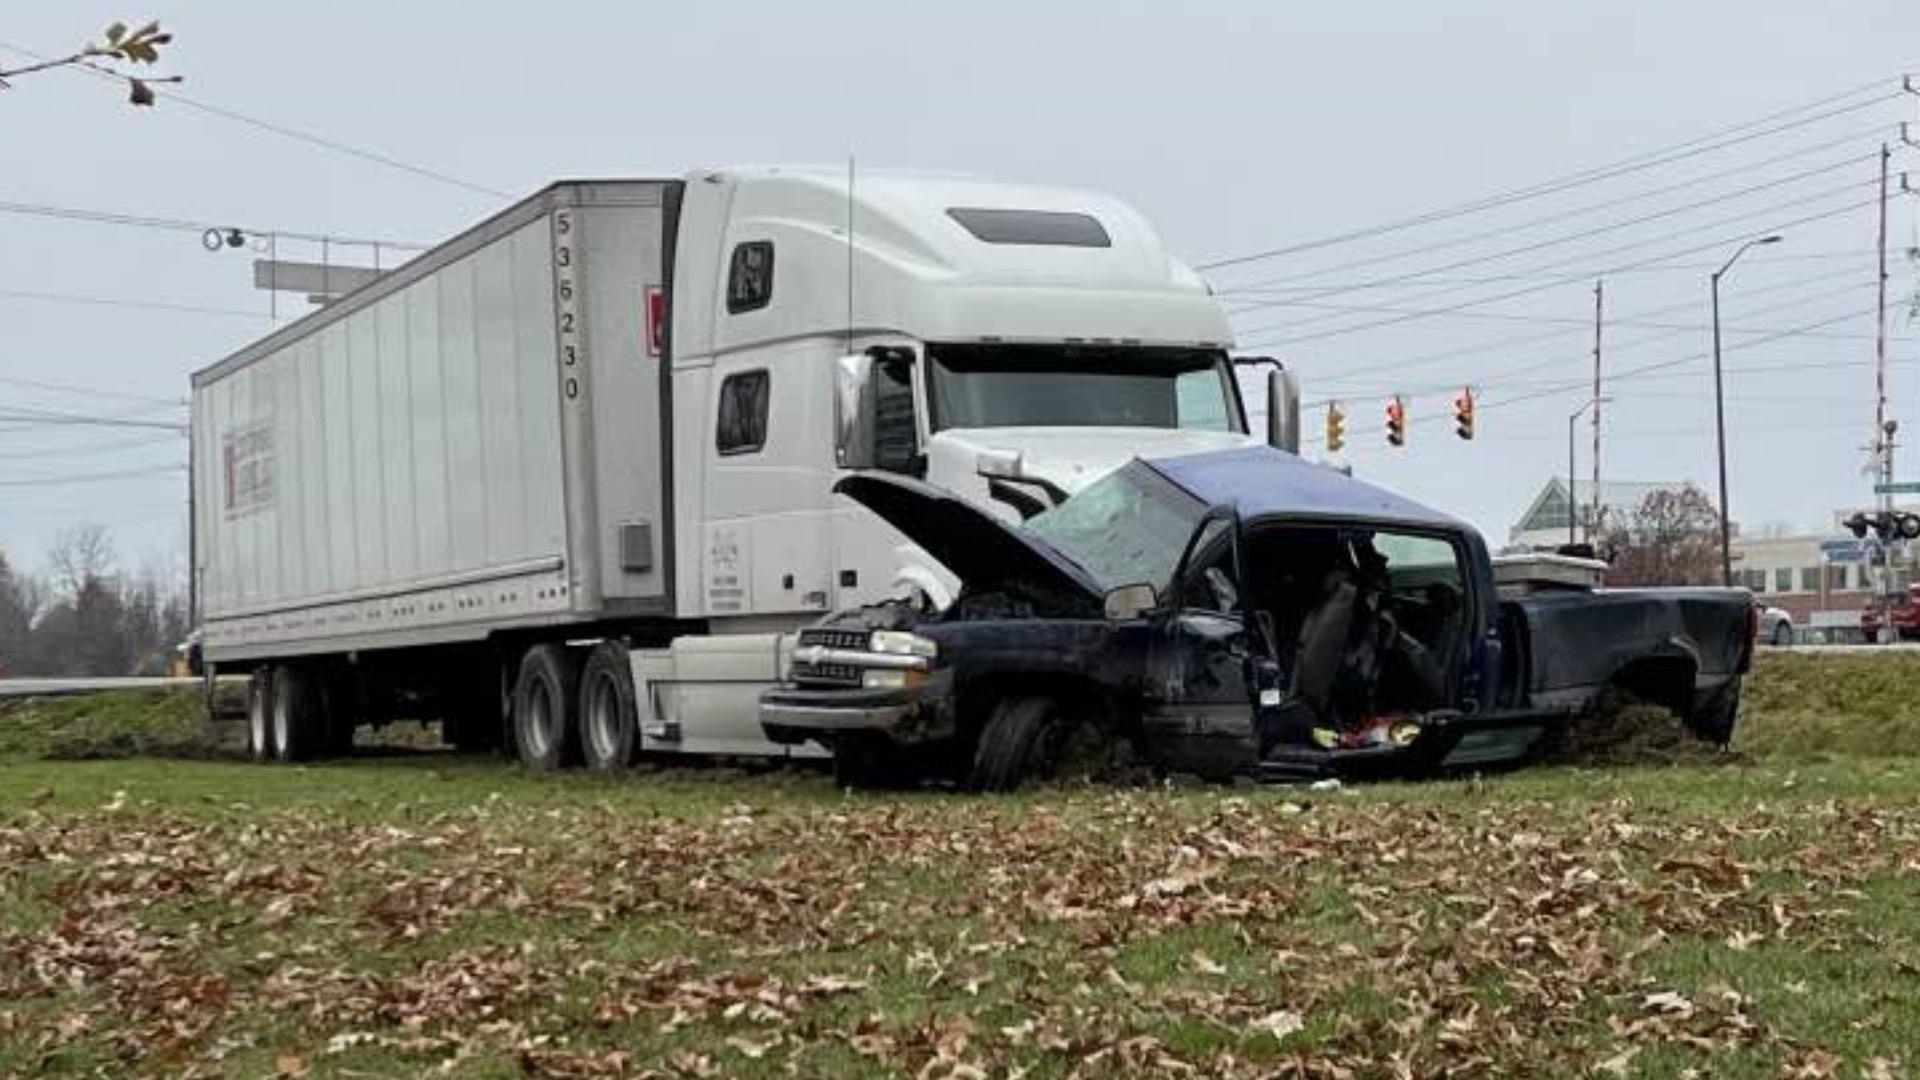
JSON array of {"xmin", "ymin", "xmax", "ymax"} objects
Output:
[{"xmin": 3, "ymin": 654, "xmax": 1920, "ymax": 1076}]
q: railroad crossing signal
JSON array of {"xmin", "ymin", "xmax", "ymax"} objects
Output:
[
  {"xmin": 1847, "ymin": 511, "xmax": 1920, "ymax": 540},
  {"xmin": 1385, "ymin": 396, "xmax": 1406, "ymax": 447},
  {"xmin": 1325, "ymin": 402, "xmax": 1346, "ymax": 453},
  {"xmin": 1453, "ymin": 388, "xmax": 1475, "ymax": 440}
]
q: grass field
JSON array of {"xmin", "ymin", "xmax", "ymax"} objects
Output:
[{"xmin": 4, "ymin": 653, "xmax": 1920, "ymax": 1078}]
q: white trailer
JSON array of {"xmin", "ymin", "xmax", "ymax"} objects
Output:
[{"xmin": 191, "ymin": 167, "xmax": 1290, "ymax": 768}]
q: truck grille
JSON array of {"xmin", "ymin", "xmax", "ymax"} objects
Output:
[
  {"xmin": 798, "ymin": 628, "xmax": 870, "ymax": 651},
  {"xmin": 791, "ymin": 660, "xmax": 862, "ymax": 687}
]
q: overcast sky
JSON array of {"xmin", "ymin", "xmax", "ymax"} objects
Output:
[{"xmin": 2, "ymin": 1, "xmax": 1916, "ymax": 579}]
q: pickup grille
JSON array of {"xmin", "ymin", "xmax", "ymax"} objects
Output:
[
  {"xmin": 791, "ymin": 660, "xmax": 862, "ymax": 687},
  {"xmin": 798, "ymin": 628, "xmax": 870, "ymax": 651}
]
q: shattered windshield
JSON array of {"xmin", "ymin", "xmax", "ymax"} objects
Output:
[
  {"xmin": 927, "ymin": 344, "xmax": 1242, "ymax": 433},
  {"xmin": 1023, "ymin": 463, "xmax": 1204, "ymax": 592}
]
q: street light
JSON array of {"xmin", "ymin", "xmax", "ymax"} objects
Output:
[
  {"xmin": 1710, "ymin": 234, "xmax": 1783, "ymax": 585},
  {"xmin": 1568, "ymin": 396, "xmax": 1612, "ymax": 545}
]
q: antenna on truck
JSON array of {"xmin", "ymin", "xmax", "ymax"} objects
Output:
[{"xmin": 845, "ymin": 155, "xmax": 856, "ymax": 353}]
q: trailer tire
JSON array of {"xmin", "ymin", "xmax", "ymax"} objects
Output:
[
  {"xmin": 580, "ymin": 642, "xmax": 639, "ymax": 771},
  {"xmin": 270, "ymin": 664, "xmax": 323, "ymax": 763},
  {"xmin": 247, "ymin": 668, "xmax": 276, "ymax": 762},
  {"xmin": 970, "ymin": 695, "xmax": 1063, "ymax": 792},
  {"xmin": 444, "ymin": 674, "xmax": 504, "ymax": 755},
  {"xmin": 513, "ymin": 644, "xmax": 581, "ymax": 770},
  {"xmin": 318, "ymin": 667, "xmax": 358, "ymax": 757}
]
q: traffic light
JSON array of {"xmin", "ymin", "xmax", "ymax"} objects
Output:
[
  {"xmin": 1385, "ymin": 396, "xmax": 1406, "ymax": 447},
  {"xmin": 1846, "ymin": 512, "xmax": 1872, "ymax": 539},
  {"xmin": 1325, "ymin": 402, "xmax": 1346, "ymax": 453},
  {"xmin": 1453, "ymin": 388, "xmax": 1475, "ymax": 440},
  {"xmin": 1842, "ymin": 511, "xmax": 1920, "ymax": 540}
]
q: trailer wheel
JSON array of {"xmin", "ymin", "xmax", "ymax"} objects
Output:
[
  {"xmin": 271, "ymin": 664, "xmax": 323, "ymax": 763},
  {"xmin": 579, "ymin": 642, "xmax": 639, "ymax": 771},
  {"xmin": 970, "ymin": 695, "xmax": 1064, "ymax": 792},
  {"xmin": 512, "ymin": 644, "xmax": 581, "ymax": 770},
  {"xmin": 247, "ymin": 668, "xmax": 276, "ymax": 762}
]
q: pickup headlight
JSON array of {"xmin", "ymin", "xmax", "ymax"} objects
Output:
[
  {"xmin": 862, "ymin": 667, "xmax": 929, "ymax": 690},
  {"xmin": 869, "ymin": 630, "xmax": 938, "ymax": 659}
]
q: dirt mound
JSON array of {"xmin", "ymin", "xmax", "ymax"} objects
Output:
[{"xmin": 1546, "ymin": 695, "xmax": 1739, "ymax": 767}]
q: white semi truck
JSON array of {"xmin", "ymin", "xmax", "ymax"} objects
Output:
[{"xmin": 190, "ymin": 167, "xmax": 1297, "ymax": 768}]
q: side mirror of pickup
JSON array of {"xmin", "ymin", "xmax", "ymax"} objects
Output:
[{"xmin": 1103, "ymin": 582, "xmax": 1159, "ymax": 621}]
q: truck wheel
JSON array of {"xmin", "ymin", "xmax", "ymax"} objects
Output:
[
  {"xmin": 579, "ymin": 642, "xmax": 639, "ymax": 771},
  {"xmin": 970, "ymin": 696, "xmax": 1063, "ymax": 792},
  {"xmin": 512, "ymin": 644, "xmax": 581, "ymax": 770},
  {"xmin": 247, "ymin": 668, "xmax": 276, "ymax": 762},
  {"xmin": 270, "ymin": 664, "xmax": 323, "ymax": 763}
]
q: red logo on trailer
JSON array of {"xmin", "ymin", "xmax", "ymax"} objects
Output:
[{"xmin": 645, "ymin": 286, "xmax": 664, "ymax": 357}]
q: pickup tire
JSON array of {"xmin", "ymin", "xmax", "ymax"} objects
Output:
[
  {"xmin": 970, "ymin": 695, "xmax": 1063, "ymax": 792},
  {"xmin": 1771, "ymin": 623, "xmax": 1792, "ymax": 647},
  {"xmin": 246, "ymin": 668, "xmax": 275, "ymax": 762},
  {"xmin": 512, "ymin": 644, "xmax": 581, "ymax": 771},
  {"xmin": 579, "ymin": 642, "xmax": 639, "ymax": 771},
  {"xmin": 1690, "ymin": 679, "xmax": 1741, "ymax": 746}
]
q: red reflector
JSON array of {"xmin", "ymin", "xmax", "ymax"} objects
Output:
[{"xmin": 645, "ymin": 286, "xmax": 664, "ymax": 357}]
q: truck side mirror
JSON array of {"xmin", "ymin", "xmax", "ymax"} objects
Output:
[
  {"xmin": 835, "ymin": 348, "xmax": 924, "ymax": 475},
  {"xmin": 1103, "ymin": 583, "xmax": 1159, "ymax": 621},
  {"xmin": 1266, "ymin": 367, "xmax": 1300, "ymax": 454},
  {"xmin": 834, "ymin": 353, "xmax": 877, "ymax": 469}
]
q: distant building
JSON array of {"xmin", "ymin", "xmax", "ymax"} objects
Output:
[
  {"xmin": 1506, "ymin": 477, "xmax": 1707, "ymax": 549},
  {"xmin": 1506, "ymin": 477, "xmax": 1915, "ymax": 638}
]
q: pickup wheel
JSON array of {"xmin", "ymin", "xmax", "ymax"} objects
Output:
[
  {"xmin": 1771, "ymin": 623, "xmax": 1792, "ymax": 647},
  {"xmin": 580, "ymin": 642, "xmax": 639, "ymax": 771},
  {"xmin": 512, "ymin": 644, "xmax": 581, "ymax": 771},
  {"xmin": 1690, "ymin": 680, "xmax": 1741, "ymax": 746},
  {"xmin": 246, "ymin": 668, "xmax": 275, "ymax": 762},
  {"xmin": 970, "ymin": 695, "xmax": 1064, "ymax": 792}
]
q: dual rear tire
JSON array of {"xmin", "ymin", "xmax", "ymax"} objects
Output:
[
  {"xmin": 246, "ymin": 663, "xmax": 349, "ymax": 763},
  {"xmin": 511, "ymin": 641, "xmax": 640, "ymax": 772}
]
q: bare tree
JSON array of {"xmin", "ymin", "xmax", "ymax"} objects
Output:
[
  {"xmin": 1598, "ymin": 487, "xmax": 1724, "ymax": 587},
  {"xmin": 47, "ymin": 524, "xmax": 118, "ymax": 598},
  {"xmin": 0, "ymin": 20, "xmax": 178, "ymax": 105}
]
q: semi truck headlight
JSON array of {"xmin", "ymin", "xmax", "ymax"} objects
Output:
[
  {"xmin": 869, "ymin": 630, "xmax": 937, "ymax": 659},
  {"xmin": 862, "ymin": 668, "xmax": 928, "ymax": 690}
]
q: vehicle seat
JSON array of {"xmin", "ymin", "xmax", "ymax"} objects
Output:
[{"xmin": 1291, "ymin": 569, "xmax": 1359, "ymax": 716}]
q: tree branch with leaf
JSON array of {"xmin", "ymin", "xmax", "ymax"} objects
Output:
[{"xmin": 0, "ymin": 20, "xmax": 178, "ymax": 106}]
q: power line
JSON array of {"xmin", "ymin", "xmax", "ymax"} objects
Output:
[
  {"xmin": 0, "ymin": 198, "xmax": 430, "ymax": 251},
  {"xmin": 0, "ymin": 463, "xmax": 184, "ymax": 488},
  {"xmin": 0, "ymin": 373, "xmax": 186, "ymax": 407},
  {"xmin": 1239, "ymin": 190, "xmax": 1889, "ymax": 348},
  {"xmin": 0, "ymin": 286, "xmax": 267, "ymax": 320},
  {"xmin": 1220, "ymin": 136, "xmax": 1889, "ymax": 299},
  {"xmin": 0, "ymin": 40, "xmax": 513, "ymax": 202},
  {"xmin": 1216, "ymin": 250, "xmax": 1875, "ymax": 296},
  {"xmin": 0, "ymin": 409, "xmax": 187, "ymax": 433},
  {"xmin": 1295, "ymin": 266, "xmax": 1884, "ymax": 387},
  {"xmin": 1197, "ymin": 77, "xmax": 1903, "ymax": 271},
  {"xmin": 0, "ymin": 432, "xmax": 183, "ymax": 460}
]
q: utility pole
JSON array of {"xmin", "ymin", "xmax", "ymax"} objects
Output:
[
  {"xmin": 1591, "ymin": 279, "xmax": 1603, "ymax": 537},
  {"xmin": 1876, "ymin": 142, "xmax": 1895, "ymax": 638}
]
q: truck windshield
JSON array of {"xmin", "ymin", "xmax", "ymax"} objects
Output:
[
  {"xmin": 1023, "ymin": 462, "xmax": 1204, "ymax": 592},
  {"xmin": 926, "ymin": 344, "xmax": 1242, "ymax": 433}
]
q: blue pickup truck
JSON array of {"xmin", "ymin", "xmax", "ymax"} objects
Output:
[{"xmin": 761, "ymin": 447, "xmax": 1752, "ymax": 789}]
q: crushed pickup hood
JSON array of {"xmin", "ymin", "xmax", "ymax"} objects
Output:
[{"xmin": 834, "ymin": 472, "xmax": 1104, "ymax": 608}]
